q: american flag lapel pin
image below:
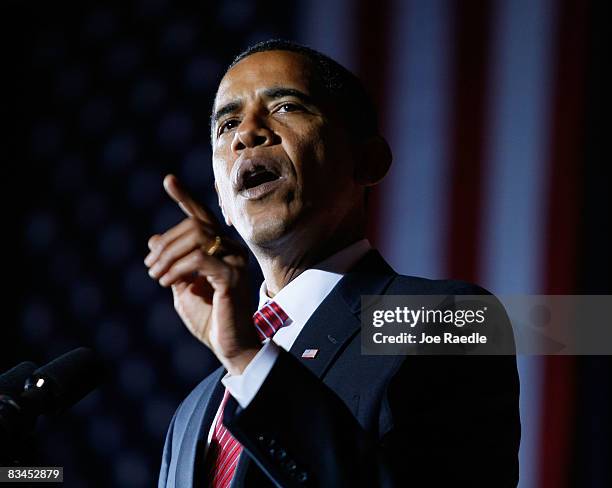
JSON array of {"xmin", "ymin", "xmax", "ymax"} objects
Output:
[{"xmin": 302, "ymin": 349, "xmax": 319, "ymax": 359}]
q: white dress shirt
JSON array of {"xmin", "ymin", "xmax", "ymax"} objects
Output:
[{"xmin": 206, "ymin": 239, "xmax": 371, "ymax": 447}]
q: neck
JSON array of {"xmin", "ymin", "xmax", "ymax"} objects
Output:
[{"xmin": 252, "ymin": 217, "xmax": 365, "ymax": 297}]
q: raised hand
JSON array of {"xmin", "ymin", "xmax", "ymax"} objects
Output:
[{"xmin": 144, "ymin": 174, "xmax": 261, "ymax": 375}]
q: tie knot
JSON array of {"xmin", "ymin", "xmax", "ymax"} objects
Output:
[{"xmin": 252, "ymin": 301, "xmax": 290, "ymax": 342}]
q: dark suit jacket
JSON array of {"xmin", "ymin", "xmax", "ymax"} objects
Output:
[{"xmin": 158, "ymin": 250, "xmax": 520, "ymax": 487}]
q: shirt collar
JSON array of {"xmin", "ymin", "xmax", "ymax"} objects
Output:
[{"xmin": 257, "ymin": 239, "xmax": 372, "ymax": 324}]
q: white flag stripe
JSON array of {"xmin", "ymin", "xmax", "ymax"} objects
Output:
[
  {"xmin": 379, "ymin": 0, "xmax": 452, "ymax": 278},
  {"xmin": 480, "ymin": 2, "xmax": 556, "ymax": 487}
]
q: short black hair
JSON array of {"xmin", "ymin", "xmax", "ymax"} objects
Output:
[{"xmin": 220, "ymin": 39, "xmax": 381, "ymax": 140}]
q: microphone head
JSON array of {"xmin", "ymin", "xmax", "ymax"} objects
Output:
[
  {"xmin": 28, "ymin": 348, "xmax": 104, "ymax": 414},
  {"xmin": 0, "ymin": 362, "xmax": 38, "ymax": 395}
]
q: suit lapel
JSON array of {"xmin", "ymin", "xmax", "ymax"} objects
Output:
[
  {"xmin": 233, "ymin": 251, "xmax": 396, "ymax": 486},
  {"xmin": 196, "ymin": 250, "xmax": 395, "ymax": 487},
  {"xmin": 289, "ymin": 290, "xmax": 361, "ymax": 378},
  {"xmin": 289, "ymin": 249, "xmax": 396, "ymax": 379},
  {"xmin": 177, "ymin": 367, "xmax": 225, "ymax": 488}
]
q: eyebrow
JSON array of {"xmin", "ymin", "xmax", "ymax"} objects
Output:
[
  {"xmin": 211, "ymin": 101, "xmax": 242, "ymax": 127},
  {"xmin": 261, "ymin": 87, "xmax": 314, "ymax": 105},
  {"xmin": 210, "ymin": 87, "xmax": 315, "ymax": 128}
]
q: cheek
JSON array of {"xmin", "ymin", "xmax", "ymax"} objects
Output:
[
  {"xmin": 281, "ymin": 122, "xmax": 356, "ymax": 208},
  {"xmin": 288, "ymin": 137, "xmax": 326, "ymax": 202},
  {"xmin": 212, "ymin": 152, "xmax": 232, "ymax": 181},
  {"xmin": 291, "ymin": 124, "xmax": 332, "ymax": 172},
  {"xmin": 212, "ymin": 158, "xmax": 233, "ymax": 199},
  {"xmin": 297, "ymin": 129, "xmax": 353, "ymax": 193}
]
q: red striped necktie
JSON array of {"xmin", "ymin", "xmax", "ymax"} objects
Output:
[{"xmin": 207, "ymin": 301, "xmax": 289, "ymax": 488}]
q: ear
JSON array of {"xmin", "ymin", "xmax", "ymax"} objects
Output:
[
  {"xmin": 214, "ymin": 181, "xmax": 233, "ymax": 227},
  {"xmin": 354, "ymin": 135, "xmax": 392, "ymax": 186}
]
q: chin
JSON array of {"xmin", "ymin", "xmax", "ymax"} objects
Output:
[
  {"xmin": 239, "ymin": 214, "xmax": 292, "ymax": 247},
  {"xmin": 234, "ymin": 195, "xmax": 312, "ymax": 248}
]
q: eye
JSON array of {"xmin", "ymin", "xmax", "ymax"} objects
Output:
[
  {"xmin": 218, "ymin": 119, "xmax": 239, "ymax": 135},
  {"xmin": 276, "ymin": 102, "xmax": 301, "ymax": 113}
]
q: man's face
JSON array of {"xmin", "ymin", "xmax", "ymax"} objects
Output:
[{"xmin": 211, "ymin": 50, "xmax": 362, "ymax": 247}]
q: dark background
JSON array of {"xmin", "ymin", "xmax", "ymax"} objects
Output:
[
  {"xmin": 5, "ymin": 2, "xmax": 294, "ymax": 486},
  {"xmin": 3, "ymin": 1, "xmax": 610, "ymax": 487}
]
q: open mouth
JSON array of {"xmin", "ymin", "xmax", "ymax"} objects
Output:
[
  {"xmin": 232, "ymin": 157, "xmax": 286, "ymax": 200},
  {"xmin": 242, "ymin": 166, "xmax": 280, "ymax": 190}
]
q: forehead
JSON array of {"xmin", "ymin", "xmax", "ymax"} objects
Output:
[{"xmin": 214, "ymin": 50, "xmax": 317, "ymax": 107}]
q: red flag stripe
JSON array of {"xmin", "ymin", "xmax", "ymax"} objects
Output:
[
  {"xmin": 445, "ymin": 0, "xmax": 493, "ymax": 284},
  {"xmin": 538, "ymin": 0, "xmax": 587, "ymax": 487}
]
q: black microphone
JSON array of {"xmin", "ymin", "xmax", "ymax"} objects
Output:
[
  {"xmin": 22, "ymin": 347, "xmax": 103, "ymax": 415},
  {"xmin": 0, "ymin": 362, "xmax": 38, "ymax": 395},
  {"xmin": 0, "ymin": 348, "xmax": 103, "ymax": 457}
]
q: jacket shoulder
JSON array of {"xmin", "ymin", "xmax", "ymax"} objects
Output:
[{"xmin": 388, "ymin": 274, "xmax": 494, "ymax": 296}]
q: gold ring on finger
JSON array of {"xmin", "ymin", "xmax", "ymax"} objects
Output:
[{"xmin": 206, "ymin": 235, "xmax": 222, "ymax": 256}]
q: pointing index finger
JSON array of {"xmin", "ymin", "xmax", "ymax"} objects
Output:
[{"xmin": 163, "ymin": 174, "xmax": 220, "ymax": 227}]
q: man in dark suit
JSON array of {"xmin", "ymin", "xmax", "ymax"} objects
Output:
[{"xmin": 146, "ymin": 40, "xmax": 520, "ymax": 487}]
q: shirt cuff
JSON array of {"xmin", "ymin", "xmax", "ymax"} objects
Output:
[{"xmin": 222, "ymin": 340, "xmax": 280, "ymax": 408}]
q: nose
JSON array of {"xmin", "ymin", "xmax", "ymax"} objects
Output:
[{"xmin": 231, "ymin": 113, "xmax": 275, "ymax": 152}]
